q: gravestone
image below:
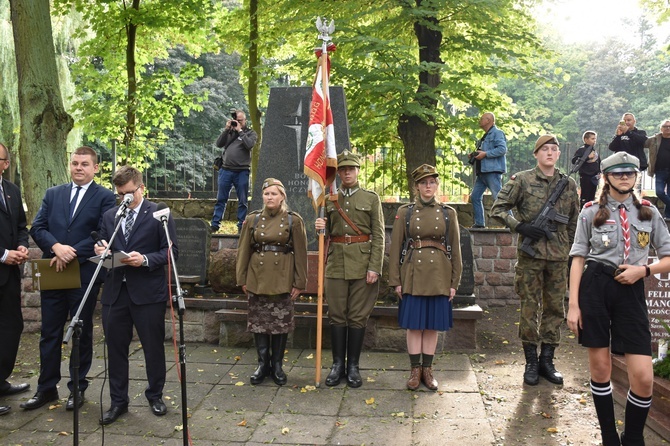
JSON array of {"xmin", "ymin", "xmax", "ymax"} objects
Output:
[
  {"xmin": 644, "ymin": 255, "xmax": 670, "ymax": 354},
  {"xmin": 175, "ymin": 218, "xmax": 210, "ymax": 285},
  {"xmin": 455, "ymin": 226, "xmax": 475, "ymax": 305},
  {"xmin": 251, "ymin": 86, "xmax": 351, "ymax": 251}
]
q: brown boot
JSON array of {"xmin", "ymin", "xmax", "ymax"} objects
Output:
[
  {"xmin": 421, "ymin": 366, "xmax": 438, "ymax": 391},
  {"xmin": 407, "ymin": 366, "xmax": 421, "ymax": 390}
]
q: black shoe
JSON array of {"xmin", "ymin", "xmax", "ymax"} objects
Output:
[
  {"xmin": 539, "ymin": 343, "xmax": 564, "ymax": 385},
  {"xmin": 522, "ymin": 344, "xmax": 539, "ymax": 386},
  {"xmin": 471, "ymin": 224, "xmax": 486, "ymax": 229},
  {"xmin": 326, "ymin": 325, "xmax": 347, "ymax": 387},
  {"xmin": 65, "ymin": 391, "xmax": 84, "ymax": 411},
  {"xmin": 0, "ymin": 405, "xmax": 10, "ymax": 416},
  {"xmin": 0, "ymin": 382, "xmax": 30, "ymax": 396},
  {"xmin": 99, "ymin": 405, "xmax": 128, "ymax": 425},
  {"xmin": 209, "ymin": 225, "xmax": 219, "ymax": 233},
  {"xmin": 149, "ymin": 398, "xmax": 167, "ymax": 416},
  {"xmin": 20, "ymin": 390, "xmax": 59, "ymax": 410}
]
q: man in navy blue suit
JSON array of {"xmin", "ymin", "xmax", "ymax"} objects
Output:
[
  {"xmin": 0, "ymin": 143, "xmax": 30, "ymax": 416},
  {"xmin": 94, "ymin": 165, "xmax": 178, "ymax": 425},
  {"xmin": 25, "ymin": 146, "xmax": 116, "ymax": 411}
]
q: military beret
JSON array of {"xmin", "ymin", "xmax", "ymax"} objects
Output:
[
  {"xmin": 262, "ymin": 178, "xmax": 286, "ymax": 193},
  {"xmin": 601, "ymin": 152, "xmax": 640, "ymax": 173},
  {"xmin": 533, "ymin": 134, "xmax": 560, "ymax": 153},
  {"xmin": 337, "ymin": 150, "xmax": 361, "ymax": 168},
  {"xmin": 411, "ymin": 164, "xmax": 439, "ymax": 183}
]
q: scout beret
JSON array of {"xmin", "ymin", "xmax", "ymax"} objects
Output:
[
  {"xmin": 601, "ymin": 152, "xmax": 640, "ymax": 173},
  {"xmin": 411, "ymin": 164, "xmax": 439, "ymax": 183},
  {"xmin": 533, "ymin": 134, "xmax": 560, "ymax": 153},
  {"xmin": 337, "ymin": 150, "xmax": 361, "ymax": 168}
]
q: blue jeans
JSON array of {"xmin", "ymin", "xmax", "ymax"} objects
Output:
[
  {"xmin": 471, "ymin": 172, "xmax": 503, "ymax": 227},
  {"xmin": 656, "ymin": 170, "xmax": 670, "ymax": 218},
  {"xmin": 211, "ymin": 168, "xmax": 249, "ymax": 230}
]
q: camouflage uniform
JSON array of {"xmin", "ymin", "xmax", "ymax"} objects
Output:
[{"xmin": 490, "ymin": 165, "xmax": 580, "ymax": 345}]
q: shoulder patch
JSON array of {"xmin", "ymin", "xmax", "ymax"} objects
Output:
[
  {"xmin": 641, "ymin": 199, "xmax": 652, "ymax": 206},
  {"xmin": 510, "ymin": 174, "xmax": 517, "ymax": 180}
]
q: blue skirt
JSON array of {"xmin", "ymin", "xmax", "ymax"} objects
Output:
[{"xmin": 398, "ymin": 294, "xmax": 453, "ymax": 331}]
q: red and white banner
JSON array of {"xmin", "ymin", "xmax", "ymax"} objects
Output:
[{"xmin": 303, "ymin": 52, "xmax": 337, "ymax": 210}]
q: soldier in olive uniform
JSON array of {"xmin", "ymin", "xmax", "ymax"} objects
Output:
[
  {"xmin": 490, "ymin": 134, "xmax": 580, "ymax": 386},
  {"xmin": 314, "ymin": 151, "xmax": 384, "ymax": 388},
  {"xmin": 237, "ymin": 178, "xmax": 308, "ymax": 386},
  {"xmin": 568, "ymin": 152, "xmax": 670, "ymax": 446},
  {"xmin": 389, "ymin": 164, "xmax": 462, "ymax": 391}
]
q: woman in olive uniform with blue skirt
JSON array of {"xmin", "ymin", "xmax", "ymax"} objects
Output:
[
  {"xmin": 568, "ymin": 152, "xmax": 670, "ymax": 446},
  {"xmin": 389, "ymin": 164, "xmax": 462, "ymax": 391},
  {"xmin": 236, "ymin": 178, "xmax": 307, "ymax": 386}
]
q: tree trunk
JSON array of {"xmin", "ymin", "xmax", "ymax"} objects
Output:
[
  {"xmin": 397, "ymin": 0, "xmax": 442, "ymax": 200},
  {"xmin": 123, "ymin": 0, "xmax": 141, "ymax": 160},
  {"xmin": 10, "ymin": 0, "xmax": 72, "ymax": 222},
  {"xmin": 248, "ymin": 0, "xmax": 261, "ymax": 191}
]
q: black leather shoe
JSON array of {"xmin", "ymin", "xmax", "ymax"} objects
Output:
[
  {"xmin": 20, "ymin": 390, "xmax": 59, "ymax": 410},
  {"xmin": 66, "ymin": 391, "xmax": 84, "ymax": 411},
  {"xmin": 0, "ymin": 405, "xmax": 10, "ymax": 416},
  {"xmin": 99, "ymin": 405, "xmax": 128, "ymax": 425},
  {"xmin": 0, "ymin": 382, "xmax": 30, "ymax": 396},
  {"xmin": 149, "ymin": 398, "xmax": 167, "ymax": 416}
]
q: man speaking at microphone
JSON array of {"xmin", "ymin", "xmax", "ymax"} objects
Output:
[
  {"xmin": 94, "ymin": 165, "xmax": 178, "ymax": 425},
  {"xmin": 26, "ymin": 146, "xmax": 115, "ymax": 412}
]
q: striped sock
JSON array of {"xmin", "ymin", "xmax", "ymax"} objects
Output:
[
  {"xmin": 624, "ymin": 389, "xmax": 652, "ymax": 442},
  {"xmin": 590, "ymin": 380, "xmax": 619, "ymax": 445}
]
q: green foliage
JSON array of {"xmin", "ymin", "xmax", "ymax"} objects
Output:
[{"xmin": 654, "ymin": 355, "xmax": 670, "ymax": 379}]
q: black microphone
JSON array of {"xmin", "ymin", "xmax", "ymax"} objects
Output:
[
  {"xmin": 91, "ymin": 231, "xmax": 105, "ymax": 247},
  {"xmin": 153, "ymin": 202, "xmax": 170, "ymax": 223},
  {"xmin": 115, "ymin": 193, "xmax": 134, "ymax": 218}
]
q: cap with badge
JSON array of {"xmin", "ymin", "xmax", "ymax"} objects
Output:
[
  {"xmin": 411, "ymin": 164, "xmax": 439, "ymax": 183},
  {"xmin": 533, "ymin": 134, "xmax": 560, "ymax": 153},
  {"xmin": 601, "ymin": 152, "xmax": 640, "ymax": 173},
  {"xmin": 337, "ymin": 150, "xmax": 361, "ymax": 168},
  {"xmin": 262, "ymin": 178, "xmax": 286, "ymax": 194}
]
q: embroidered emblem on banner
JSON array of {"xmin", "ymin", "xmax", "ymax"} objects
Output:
[{"xmin": 637, "ymin": 232, "xmax": 650, "ymax": 248}]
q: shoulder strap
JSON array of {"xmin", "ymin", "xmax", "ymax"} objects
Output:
[
  {"xmin": 404, "ymin": 204, "xmax": 414, "ymax": 241},
  {"xmin": 251, "ymin": 213, "xmax": 262, "ymax": 245},
  {"xmin": 287, "ymin": 211, "xmax": 294, "ymax": 246},
  {"xmin": 440, "ymin": 205, "xmax": 451, "ymax": 254},
  {"xmin": 330, "ymin": 195, "xmax": 364, "ymax": 236}
]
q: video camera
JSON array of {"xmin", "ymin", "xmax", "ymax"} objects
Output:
[{"xmin": 467, "ymin": 151, "xmax": 478, "ymax": 165}]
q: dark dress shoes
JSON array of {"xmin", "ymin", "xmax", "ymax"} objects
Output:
[
  {"xmin": 66, "ymin": 391, "xmax": 84, "ymax": 411},
  {"xmin": 0, "ymin": 382, "xmax": 30, "ymax": 396},
  {"xmin": 149, "ymin": 398, "xmax": 167, "ymax": 416},
  {"xmin": 0, "ymin": 405, "xmax": 10, "ymax": 416},
  {"xmin": 99, "ymin": 405, "xmax": 128, "ymax": 425},
  {"xmin": 20, "ymin": 390, "xmax": 59, "ymax": 410}
]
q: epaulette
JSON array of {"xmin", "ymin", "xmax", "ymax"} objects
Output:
[
  {"xmin": 510, "ymin": 174, "xmax": 517, "ymax": 180},
  {"xmin": 395, "ymin": 203, "xmax": 412, "ymax": 219},
  {"xmin": 583, "ymin": 201, "xmax": 595, "ymax": 209},
  {"xmin": 641, "ymin": 199, "xmax": 652, "ymax": 206},
  {"xmin": 361, "ymin": 188, "xmax": 379, "ymax": 197}
]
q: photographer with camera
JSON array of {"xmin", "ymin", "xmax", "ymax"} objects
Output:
[
  {"xmin": 469, "ymin": 112, "xmax": 508, "ymax": 228},
  {"xmin": 211, "ymin": 109, "xmax": 258, "ymax": 233}
]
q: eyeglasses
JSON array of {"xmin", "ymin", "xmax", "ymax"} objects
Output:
[
  {"xmin": 0, "ymin": 158, "xmax": 7, "ymax": 161},
  {"xmin": 115, "ymin": 184, "xmax": 142, "ymax": 199},
  {"xmin": 608, "ymin": 172, "xmax": 636, "ymax": 179},
  {"xmin": 662, "ymin": 125, "xmax": 670, "ymax": 129},
  {"xmin": 538, "ymin": 146, "xmax": 559, "ymax": 152}
]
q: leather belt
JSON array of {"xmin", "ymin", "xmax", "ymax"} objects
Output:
[
  {"xmin": 254, "ymin": 244, "xmax": 291, "ymax": 253},
  {"xmin": 586, "ymin": 260, "xmax": 621, "ymax": 277},
  {"xmin": 330, "ymin": 234, "xmax": 371, "ymax": 244},
  {"xmin": 409, "ymin": 239, "xmax": 448, "ymax": 253}
]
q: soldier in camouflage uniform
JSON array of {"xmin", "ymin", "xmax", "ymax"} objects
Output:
[
  {"xmin": 237, "ymin": 178, "xmax": 308, "ymax": 386},
  {"xmin": 568, "ymin": 152, "xmax": 670, "ymax": 446},
  {"xmin": 490, "ymin": 134, "xmax": 580, "ymax": 386},
  {"xmin": 314, "ymin": 151, "xmax": 384, "ymax": 388}
]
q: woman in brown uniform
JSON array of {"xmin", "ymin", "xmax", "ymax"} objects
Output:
[
  {"xmin": 389, "ymin": 164, "xmax": 462, "ymax": 391},
  {"xmin": 236, "ymin": 178, "xmax": 307, "ymax": 386}
]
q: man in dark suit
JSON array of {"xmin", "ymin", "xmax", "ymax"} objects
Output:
[
  {"xmin": 0, "ymin": 143, "xmax": 30, "ymax": 415},
  {"xmin": 94, "ymin": 165, "xmax": 177, "ymax": 425},
  {"xmin": 24, "ymin": 146, "xmax": 115, "ymax": 411}
]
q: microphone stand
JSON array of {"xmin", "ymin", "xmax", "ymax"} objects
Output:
[
  {"xmin": 158, "ymin": 216, "xmax": 189, "ymax": 445},
  {"xmin": 63, "ymin": 210, "xmax": 126, "ymax": 446}
]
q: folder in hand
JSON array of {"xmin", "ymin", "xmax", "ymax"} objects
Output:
[
  {"xmin": 31, "ymin": 259, "xmax": 82, "ymax": 291},
  {"xmin": 88, "ymin": 251, "xmax": 131, "ymax": 269}
]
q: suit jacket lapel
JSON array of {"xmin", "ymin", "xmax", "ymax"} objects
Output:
[
  {"xmin": 0, "ymin": 179, "xmax": 10, "ymax": 216},
  {"xmin": 125, "ymin": 200, "xmax": 149, "ymax": 247},
  {"xmin": 70, "ymin": 182, "xmax": 98, "ymax": 224}
]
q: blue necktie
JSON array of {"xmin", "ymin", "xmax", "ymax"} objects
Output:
[
  {"xmin": 69, "ymin": 186, "xmax": 82, "ymax": 220},
  {"xmin": 125, "ymin": 208, "xmax": 135, "ymax": 244}
]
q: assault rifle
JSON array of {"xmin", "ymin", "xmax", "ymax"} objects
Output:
[{"xmin": 519, "ymin": 145, "xmax": 595, "ymax": 257}]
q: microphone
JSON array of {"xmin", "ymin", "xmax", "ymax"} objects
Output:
[
  {"xmin": 153, "ymin": 202, "xmax": 170, "ymax": 223},
  {"xmin": 91, "ymin": 231, "xmax": 105, "ymax": 247},
  {"xmin": 115, "ymin": 193, "xmax": 134, "ymax": 218}
]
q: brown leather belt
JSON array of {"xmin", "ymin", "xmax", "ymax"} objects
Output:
[
  {"xmin": 330, "ymin": 234, "xmax": 371, "ymax": 244},
  {"xmin": 254, "ymin": 244, "xmax": 291, "ymax": 253},
  {"xmin": 409, "ymin": 239, "xmax": 447, "ymax": 253}
]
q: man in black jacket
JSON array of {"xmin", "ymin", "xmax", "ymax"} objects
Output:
[{"xmin": 608, "ymin": 113, "xmax": 648, "ymax": 171}]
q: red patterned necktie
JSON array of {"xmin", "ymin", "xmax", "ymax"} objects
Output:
[{"xmin": 619, "ymin": 205, "xmax": 630, "ymax": 263}]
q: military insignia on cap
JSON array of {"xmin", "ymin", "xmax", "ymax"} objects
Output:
[
  {"xmin": 263, "ymin": 181, "xmax": 269, "ymax": 188},
  {"xmin": 638, "ymin": 232, "xmax": 650, "ymax": 248},
  {"xmin": 423, "ymin": 166, "xmax": 429, "ymax": 172}
]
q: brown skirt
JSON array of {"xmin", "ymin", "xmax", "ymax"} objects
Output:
[{"xmin": 247, "ymin": 292, "xmax": 295, "ymax": 334}]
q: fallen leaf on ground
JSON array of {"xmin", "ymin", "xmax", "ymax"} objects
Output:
[
  {"xmin": 547, "ymin": 427, "xmax": 559, "ymax": 433},
  {"xmin": 365, "ymin": 397, "xmax": 375, "ymax": 405},
  {"xmin": 235, "ymin": 381, "xmax": 245, "ymax": 386},
  {"xmin": 305, "ymin": 353, "xmax": 314, "ymax": 359},
  {"xmin": 237, "ymin": 420, "xmax": 247, "ymax": 427},
  {"xmin": 234, "ymin": 355, "xmax": 241, "ymax": 361},
  {"xmin": 281, "ymin": 427, "xmax": 290, "ymax": 435}
]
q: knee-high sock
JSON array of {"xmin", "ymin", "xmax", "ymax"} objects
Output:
[
  {"xmin": 591, "ymin": 380, "xmax": 619, "ymax": 445},
  {"xmin": 624, "ymin": 389, "xmax": 652, "ymax": 442}
]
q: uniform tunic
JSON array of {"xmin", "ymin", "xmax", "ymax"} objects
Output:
[
  {"xmin": 490, "ymin": 166, "xmax": 580, "ymax": 344},
  {"xmin": 237, "ymin": 207, "xmax": 307, "ymax": 334},
  {"xmin": 389, "ymin": 199, "xmax": 462, "ymax": 330},
  {"xmin": 323, "ymin": 184, "xmax": 384, "ymax": 327},
  {"xmin": 570, "ymin": 196, "xmax": 670, "ymax": 354}
]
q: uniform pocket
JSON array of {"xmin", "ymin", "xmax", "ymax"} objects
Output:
[
  {"xmin": 591, "ymin": 224, "xmax": 618, "ymax": 253},
  {"xmin": 631, "ymin": 222, "xmax": 652, "ymax": 249}
]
